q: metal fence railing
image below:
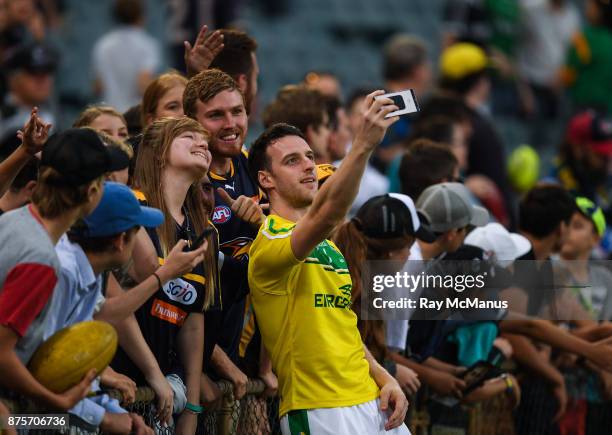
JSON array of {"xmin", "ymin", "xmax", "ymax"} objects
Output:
[
  {"xmin": 0, "ymin": 379, "xmax": 280, "ymax": 435},
  {"xmin": 3, "ymin": 373, "xmax": 595, "ymax": 435}
]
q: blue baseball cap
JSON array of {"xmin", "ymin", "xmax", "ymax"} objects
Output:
[{"xmin": 83, "ymin": 182, "xmax": 164, "ymax": 237}]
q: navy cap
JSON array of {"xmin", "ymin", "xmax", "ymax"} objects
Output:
[
  {"xmin": 82, "ymin": 182, "xmax": 164, "ymax": 237},
  {"xmin": 41, "ymin": 128, "xmax": 129, "ymax": 186},
  {"xmin": 354, "ymin": 193, "xmax": 436, "ymax": 242},
  {"xmin": 5, "ymin": 43, "xmax": 58, "ymax": 74}
]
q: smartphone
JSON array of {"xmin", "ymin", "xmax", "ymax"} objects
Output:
[
  {"xmin": 185, "ymin": 227, "xmax": 215, "ymax": 252},
  {"xmin": 461, "ymin": 361, "xmax": 495, "ymax": 394},
  {"xmin": 375, "ymin": 89, "xmax": 420, "ymax": 118}
]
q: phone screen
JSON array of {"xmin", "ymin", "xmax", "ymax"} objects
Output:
[{"xmin": 389, "ymin": 95, "xmax": 406, "ymax": 111}]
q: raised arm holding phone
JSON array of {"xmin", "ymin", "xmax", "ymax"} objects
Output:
[{"xmin": 247, "ymin": 91, "xmax": 412, "ymax": 435}]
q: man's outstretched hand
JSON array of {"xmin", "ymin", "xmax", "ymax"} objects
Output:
[
  {"xmin": 184, "ymin": 25, "xmax": 224, "ymax": 77},
  {"xmin": 351, "ymin": 90, "xmax": 399, "ymax": 152}
]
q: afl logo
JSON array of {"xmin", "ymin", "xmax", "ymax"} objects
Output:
[{"xmin": 213, "ymin": 205, "xmax": 232, "ymax": 224}]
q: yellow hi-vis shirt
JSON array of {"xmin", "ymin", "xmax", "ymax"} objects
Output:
[{"xmin": 248, "ymin": 215, "xmax": 379, "ymax": 417}]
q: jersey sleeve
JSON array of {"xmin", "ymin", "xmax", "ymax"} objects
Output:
[
  {"xmin": 0, "ymin": 263, "xmax": 57, "ymax": 336},
  {"xmin": 249, "ymin": 217, "xmax": 302, "ymax": 295}
]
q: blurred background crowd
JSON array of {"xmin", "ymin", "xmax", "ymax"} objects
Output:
[
  {"xmin": 3, "ymin": 0, "xmax": 612, "ymax": 253},
  {"xmin": 4, "ymin": 0, "xmax": 612, "ymax": 434}
]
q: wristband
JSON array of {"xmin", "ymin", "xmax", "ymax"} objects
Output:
[
  {"xmin": 501, "ymin": 374, "xmax": 513, "ymax": 394},
  {"xmin": 152, "ymin": 271, "xmax": 163, "ymax": 289},
  {"xmin": 185, "ymin": 402, "xmax": 204, "ymax": 414}
]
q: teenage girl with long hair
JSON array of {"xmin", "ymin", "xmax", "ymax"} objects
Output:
[{"xmin": 112, "ymin": 116, "xmax": 218, "ymax": 433}]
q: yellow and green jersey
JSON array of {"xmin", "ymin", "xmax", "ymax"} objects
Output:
[{"xmin": 248, "ymin": 215, "xmax": 379, "ymax": 417}]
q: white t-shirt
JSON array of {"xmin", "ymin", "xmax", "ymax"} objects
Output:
[
  {"xmin": 92, "ymin": 26, "xmax": 161, "ymax": 112},
  {"xmin": 517, "ymin": 0, "xmax": 580, "ymax": 86},
  {"xmin": 347, "ymin": 162, "xmax": 389, "ymax": 216},
  {"xmin": 385, "ymin": 243, "xmax": 424, "ymax": 352}
]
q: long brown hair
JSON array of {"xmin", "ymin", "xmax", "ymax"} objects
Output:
[
  {"xmin": 73, "ymin": 105, "xmax": 127, "ymax": 128},
  {"xmin": 333, "ymin": 220, "xmax": 413, "ymax": 362},
  {"xmin": 133, "ymin": 116, "xmax": 217, "ymax": 308},
  {"xmin": 141, "ymin": 71, "xmax": 188, "ymax": 127}
]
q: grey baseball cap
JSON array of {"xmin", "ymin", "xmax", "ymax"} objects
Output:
[{"xmin": 416, "ymin": 182, "xmax": 489, "ymax": 233}]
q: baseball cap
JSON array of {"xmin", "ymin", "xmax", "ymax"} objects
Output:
[
  {"xmin": 5, "ymin": 43, "xmax": 58, "ymax": 74},
  {"xmin": 416, "ymin": 182, "xmax": 489, "ymax": 233},
  {"xmin": 575, "ymin": 196, "xmax": 606, "ymax": 237},
  {"xmin": 81, "ymin": 182, "xmax": 164, "ymax": 237},
  {"xmin": 41, "ymin": 128, "xmax": 130, "ymax": 186},
  {"xmin": 465, "ymin": 222, "xmax": 531, "ymax": 266},
  {"xmin": 353, "ymin": 193, "xmax": 436, "ymax": 242},
  {"xmin": 440, "ymin": 43, "xmax": 489, "ymax": 80},
  {"xmin": 566, "ymin": 111, "xmax": 612, "ymax": 156}
]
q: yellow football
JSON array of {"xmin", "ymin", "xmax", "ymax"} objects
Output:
[{"xmin": 28, "ymin": 321, "xmax": 118, "ymax": 393}]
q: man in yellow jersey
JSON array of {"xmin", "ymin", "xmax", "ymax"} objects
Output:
[{"xmin": 247, "ymin": 91, "xmax": 410, "ymax": 434}]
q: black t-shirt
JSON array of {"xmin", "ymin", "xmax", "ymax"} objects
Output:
[
  {"xmin": 209, "ymin": 150, "xmax": 261, "ymax": 368},
  {"xmin": 112, "ymin": 194, "xmax": 219, "ymax": 385},
  {"xmin": 465, "ymin": 107, "xmax": 515, "ymax": 226},
  {"xmin": 513, "ymin": 248, "xmax": 556, "ymax": 317}
]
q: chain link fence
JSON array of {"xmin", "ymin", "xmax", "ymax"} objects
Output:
[
  {"xmin": 6, "ymin": 372, "xmax": 612, "ymax": 434},
  {"xmin": 0, "ymin": 379, "xmax": 280, "ymax": 435}
]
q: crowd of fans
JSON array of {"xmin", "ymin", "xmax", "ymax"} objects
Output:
[{"xmin": 3, "ymin": 0, "xmax": 612, "ymax": 434}]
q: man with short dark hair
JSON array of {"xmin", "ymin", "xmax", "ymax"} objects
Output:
[
  {"xmin": 0, "ymin": 42, "xmax": 57, "ymax": 141},
  {"xmin": 262, "ymin": 85, "xmax": 331, "ymax": 163},
  {"xmin": 247, "ymin": 91, "xmax": 410, "ymax": 434},
  {"xmin": 383, "ymin": 35, "xmax": 431, "ymax": 95},
  {"xmin": 519, "ymin": 183, "xmax": 576, "ymax": 261},
  {"xmin": 399, "ymin": 139, "xmax": 459, "ymax": 201},
  {"xmin": 508, "ymin": 183, "xmax": 588, "ymax": 434},
  {"xmin": 209, "ymin": 29, "xmax": 259, "ymax": 114}
]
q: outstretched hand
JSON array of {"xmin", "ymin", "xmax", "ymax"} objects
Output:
[
  {"xmin": 17, "ymin": 107, "xmax": 52, "ymax": 156},
  {"xmin": 352, "ymin": 90, "xmax": 399, "ymax": 152},
  {"xmin": 184, "ymin": 25, "xmax": 224, "ymax": 77}
]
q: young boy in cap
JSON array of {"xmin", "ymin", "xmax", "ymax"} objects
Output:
[
  {"xmin": 552, "ymin": 110, "xmax": 612, "ymax": 244},
  {"xmin": 415, "ymin": 181, "xmax": 489, "ymax": 261},
  {"xmin": 0, "ymin": 127, "xmax": 129, "ymax": 410},
  {"xmin": 560, "ymin": 196, "xmax": 612, "ymax": 320},
  {"xmin": 51, "ymin": 182, "xmax": 207, "ymax": 433}
]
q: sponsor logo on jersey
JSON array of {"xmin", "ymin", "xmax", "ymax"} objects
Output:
[
  {"xmin": 213, "ymin": 205, "xmax": 232, "ymax": 224},
  {"xmin": 221, "ymin": 237, "xmax": 253, "ymax": 260},
  {"xmin": 162, "ymin": 278, "xmax": 198, "ymax": 305},
  {"xmin": 151, "ymin": 298, "xmax": 187, "ymax": 326}
]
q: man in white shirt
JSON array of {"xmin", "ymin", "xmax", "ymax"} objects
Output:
[{"xmin": 92, "ymin": 0, "xmax": 161, "ymax": 112}]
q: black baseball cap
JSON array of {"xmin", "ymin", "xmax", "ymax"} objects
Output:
[
  {"xmin": 353, "ymin": 193, "xmax": 436, "ymax": 242},
  {"xmin": 41, "ymin": 128, "xmax": 130, "ymax": 186},
  {"xmin": 5, "ymin": 43, "xmax": 58, "ymax": 74}
]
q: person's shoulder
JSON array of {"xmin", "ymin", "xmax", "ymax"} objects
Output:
[
  {"xmin": 55, "ymin": 238, "xmax": 84, "ymax": 288},
  {"xmin": 259, "ymin": 215, "xmax": 296, "ymax": 240},
  {"xmin": 0, "ymin": 211, "xmax": 58, "ymax": 270},
  {"xmin": 93, "ymin": 30, "xmax": 121, "ymax": 52},
  {"xmin": 590, "ymin": 264, "xmax": 612, "ymax": 281}
]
